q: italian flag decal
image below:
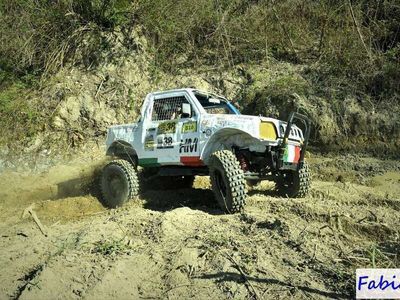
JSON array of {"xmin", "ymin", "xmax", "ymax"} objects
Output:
[
  {"xmin": 283, "ymin": 145, "xmax": 301, "ymax": 163},
  {"xmin": 139, "ymin": 156, "xmax": 203, "ymax": 167}
]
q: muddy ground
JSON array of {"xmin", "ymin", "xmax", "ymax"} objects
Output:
[{"xmin": 0, "ymin": 150, "xmax": 399, "ymax": 299}]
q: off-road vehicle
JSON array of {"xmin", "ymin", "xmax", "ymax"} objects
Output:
[{"xmin": 100, "ymin": 88, "xmax": 311, "ymax": 213}]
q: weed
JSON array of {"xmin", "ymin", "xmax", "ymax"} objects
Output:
[
  {"xmin": 91, "ymin": 238, "xmax": 131, "ymax": 256},
  {"xmin": 365, "ymin": 243, "xmax": 397, "ymax": 268},
  {"xmin": 0, "ymin": 75, "xmax": 42, "ymax": 146}
]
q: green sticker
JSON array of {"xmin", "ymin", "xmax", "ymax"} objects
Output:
[
  {"xmin": 182, "ymin": 121, "xmax": 197, "ymax": 133},
  {"xmin": 138, "ymin": 158, "xmax": 159, "ymax": 166}
]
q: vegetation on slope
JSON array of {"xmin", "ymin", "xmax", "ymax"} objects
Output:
[{"xmin": 0, "ymin": 0, "xmax": 399, "ymax": 153}]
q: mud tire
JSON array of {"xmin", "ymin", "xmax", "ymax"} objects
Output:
[
  {"xmin": 209, "ymin": 150, "xmax": 247, "ymax": 213},
  {"xmin": 276, "ymin": 161, "xmax": 310, "ymax": 198},
  {"xmin": 100, "ymin": 159, "xmax": 139, "ymax": 208}
]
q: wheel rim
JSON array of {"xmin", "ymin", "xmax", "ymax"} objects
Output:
[
  {"xmin": 107, "ymin": 173, "xmax": 125, "ymax": 200},
  {"xmin": 280, "ymin": 172, "xmax": 294, "ymax": 188},
  {"xmin": 277, "ymin": 171, "xmax": 298, "ymax": 197},
  {"xmin": 215, "ymin": 170, "xmax": 227, "ymax": 199}
]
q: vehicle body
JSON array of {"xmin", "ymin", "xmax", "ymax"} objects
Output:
[{"xmin": 100, "ymin": 88, "xmax": 311, "ymax": 213}]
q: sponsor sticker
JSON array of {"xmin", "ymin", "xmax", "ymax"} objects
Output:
[
  {"xmin": 144, "ymin": 140, "xmax": 154, "ymax": 151},
  {"xmin": 356, "ymin": 269, "xmax": 400, "ymax": 299},
  {"xmin": 158, "ymin": 121, "xmax": 176, "ymax": 134},
  {"xmin": 182, "ymin": 121, "xmax": 197, "ymax": 133},
  {"xmin": 144, "ymin": 134, "xmax": 155, "ymax": 151},
  {"xmin": 201, "ymin": 120, "xmax": 212, "ymax": 127},
  {"xmin": 179, "ymin": 138, "xmax": 198, "ymax": 153}
]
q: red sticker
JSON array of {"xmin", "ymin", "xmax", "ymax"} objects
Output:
[
  {"xmin": 294, "ymin": 146, "xmax": 301, "ymax": 163},
  {"xmin": 180, "ymin": 156, "xmax": 203, "ymax": 166}
]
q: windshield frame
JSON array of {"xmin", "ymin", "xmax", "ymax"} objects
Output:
[{"xmin": 193, "ymin": 91, "xmax": 241, "ymax": 115}]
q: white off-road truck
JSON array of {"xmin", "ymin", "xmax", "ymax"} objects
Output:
[{"xmin": 100, "ymin": 88, "xmax": 311, "ymax": 213}]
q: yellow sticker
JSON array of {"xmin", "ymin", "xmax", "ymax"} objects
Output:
[
  {"xmin": 144, "ymin": 139, "xmax": 154, "ymax": 151},
  {"xmin": 158, "ymin": 121, "xmax": 176, "ymax": 134},
  {"xmin": 182, "ymin": 121, "xmax": 197, "ymax": 133}
]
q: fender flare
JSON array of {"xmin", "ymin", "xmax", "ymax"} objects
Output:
[
  {"xmin": 106, "ymin": 140, "xmax": 138, "ymax": 166},
  {"xmin": 200, "ymin": 128, "xmax": 264, "ymax": 164}
]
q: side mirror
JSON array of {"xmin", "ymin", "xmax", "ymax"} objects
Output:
[{"xmin": 181, "ymin": 103, "xmax": 191, "ymax": 118}]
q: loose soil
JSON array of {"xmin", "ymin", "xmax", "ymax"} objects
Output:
[{"xmin": 0, "ymin": 151, "xmax": 399, "ymax": 299}]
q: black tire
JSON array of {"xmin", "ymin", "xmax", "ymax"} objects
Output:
[
  {"xmin": 100, "ymin": 159, "xmax": 139, "ymax": 208},
  {"xmin": 275, "ymin": 161, "xmax": 310, "ymax": 197},
  {"xmin": 209, "ymin": 150, "xmax": 247, "ymax": 213}
]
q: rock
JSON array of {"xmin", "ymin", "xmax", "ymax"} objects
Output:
[{"xmin": 25, "ymin": 136, "xmax": 42, "ymax": 152}]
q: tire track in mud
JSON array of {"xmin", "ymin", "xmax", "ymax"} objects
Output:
[
  {"xmin": 5, "ymin": 225, "xmax": 110, "ymax": 299},
  {"xmin": 12, "ymin": 264, "xmax": 45, "ymax": 299},
  {"xmin": 1, "ymin": 155, "xmax": 400, "ymax": 299},
  {"xmin": 238, "ymin": 208, "xmax": 353, "ymax": 298},
  {"xmin": 243, "ymin": 180, "xmax": 399, "ymax": 297}
]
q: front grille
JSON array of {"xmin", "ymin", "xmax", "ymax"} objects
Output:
[{"xmin": 280, "ymin": 124, "xmax": 303, "ymax": 140}]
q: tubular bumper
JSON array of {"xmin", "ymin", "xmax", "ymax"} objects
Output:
[{"xmin": 278, "ymin": 112, "xmax": 311, "ymax": 171}]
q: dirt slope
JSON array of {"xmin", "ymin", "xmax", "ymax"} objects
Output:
[{"xmin": 0, "ymin": 152, "xmax": 399, "ymax": 299}]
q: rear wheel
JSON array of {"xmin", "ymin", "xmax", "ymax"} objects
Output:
[
  {"xmin": 209, "ymin": 150, "xmax": 247, "ymax": 213},
  {"xmin": 276, "ymin": 162, "xmax": 310, "ymax": 197},
  {"xmin": 100, "ymin": 159, "xmax": 139, "ymax": 208}
]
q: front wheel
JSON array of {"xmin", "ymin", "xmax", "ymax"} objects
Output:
[
  {"xmin": 100, "ymin": 159, "xmax": 139, "ymax": 208},
  {"xmin": 209, "ymin": 150, "xmax": 247, "ymax": 213},
  {"xmin": 275, "ymin": 162, "xmax": 311, "ymax": 197}
]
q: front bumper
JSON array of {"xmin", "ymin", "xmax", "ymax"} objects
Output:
[{"xmin": 277, "ymin": 112, "xmax": 311, "ymax": 171}]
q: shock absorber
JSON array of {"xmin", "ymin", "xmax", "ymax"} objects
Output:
[{"xmin": 237, "ymin": 153, "xmax": 249, "ymax": 172}]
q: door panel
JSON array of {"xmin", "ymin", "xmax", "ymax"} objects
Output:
[
  {"xmin": 177, "ymin": 118, "xmax": 201, "ymax": 166},
  {"xmin": 140, "ymin": 93, "xmax": 198, "ymax": 166}
]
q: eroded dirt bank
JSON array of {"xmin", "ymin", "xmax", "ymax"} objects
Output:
[{"xmin": 0, "ymin": 153, "xmax": 399, "ymax": 299}]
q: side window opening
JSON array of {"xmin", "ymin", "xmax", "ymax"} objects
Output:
[{"xmin": 151, "ymin": 96, "xmax": 194, "ymax": 121}]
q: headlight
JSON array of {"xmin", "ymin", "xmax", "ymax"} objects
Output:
[{"xmin": 259, "ymin": 122, "xmax": 277, "ymax": 140}]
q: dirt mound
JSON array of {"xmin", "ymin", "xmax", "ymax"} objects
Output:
[{"xmin": 0, "ymin": 154, "xmax": 399, "ymax": 299}]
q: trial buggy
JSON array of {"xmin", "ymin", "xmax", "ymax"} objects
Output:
[{"xmin": 100, "ymin": 88, "xmax": 311, "ymax": 213}]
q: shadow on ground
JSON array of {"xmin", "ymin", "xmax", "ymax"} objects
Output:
[
  {"xmin": 140, "ymin": 187, "xmax": 223, "ymax": 215},
  {"xmin": 54, "ymin": 172, "xmax": 224, "ymax": 215},
  {"xmin": 53, "ymin": 172, "xmax": 281, "ymax": 215}
]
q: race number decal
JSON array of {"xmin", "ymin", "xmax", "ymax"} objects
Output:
[
  {"xmin": 182, "ymin": 121, "xmax": 197, "ymax": 133},
  {"xmin": 158, "ymin": 121, "xmax": 176, "ymax": 134},
  {"xmin": 157, "ymin": 135, "xmax": 174, "ymax": 149}
]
